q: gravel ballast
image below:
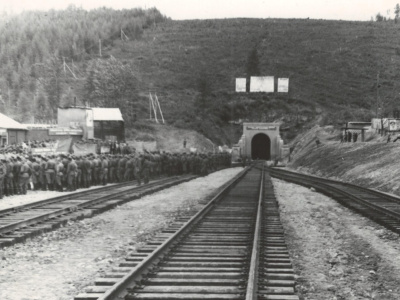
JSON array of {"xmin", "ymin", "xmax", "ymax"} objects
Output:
[
  {"xmin": 273, "ymin": 178, "xmax": 400, "ymax": 300},
  {"xmin": 0, "ymin": 167, "xmax": 243, "ymax": 300}
]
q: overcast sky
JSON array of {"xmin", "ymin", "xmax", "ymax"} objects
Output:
[{"xmin": 0, "ymin": 0, "xmax": 399, "ymax": 21}]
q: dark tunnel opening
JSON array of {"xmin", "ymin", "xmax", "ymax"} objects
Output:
[{"xmin": 251, "ymin": 133, "xmax": 271, "ymax": 160}]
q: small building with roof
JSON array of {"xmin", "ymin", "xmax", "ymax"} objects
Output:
[
  {"xmin": 0, "ymin": 112, "xmax": 28, "ymax": 146},
  {"xmin": 57, "ymin": 107, "xmax": 124, "ymax": 141}
]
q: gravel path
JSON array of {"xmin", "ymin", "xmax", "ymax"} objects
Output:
[
  {"xmin": 273, "ymin": 178, "xmax": 400, "ymax": 300},
  {"xmin": 0, "ymin": 167, "xmax": 243, "ymax": 300}
]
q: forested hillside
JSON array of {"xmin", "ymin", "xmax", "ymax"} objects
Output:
[
  {"xmin": 2, "ymin": 7, "xmax": 400, "ymax": 146},
  {"xmin": 0, "ymin": 6, "xmax": 167, "ymax": 121}
]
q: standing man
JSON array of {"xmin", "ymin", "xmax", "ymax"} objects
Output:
[
  {"xmin": 141, "ymin": 154, "xmax": 150, "ymax": 184},
  {"xmin": 66, "ymin": 157, "xmax": 77, "ymax": 191},
  {"xmin": 133, "ymin": 153, "xmax": 142, "ymax": 186},
  {"xmin": 19, "ymin": 158, "xmax": 31, "ymax": 195},
  {"xmin": 45, "ymin": 155, "xmax": 57, "ymax": 191},
  {"xmin": 13, "ymin": 157, "xmax": 22, "ymax": 195},
  {"xmin": 100, "ymin": 156, "xmax": 109, "ymax": 185},
  {"xmin": 124, "ymin": 155, "xmax": 133, "ymax": 182},
  {"xmin": 39, "ymin": 156, "xmax": 47, "ymax": 191},
  {"xmin": 0, "ymin": 159, "xmax": 6, "ymax": 199},
  {"xmin": 75, "ymin": 156, "xmax": 82, "ymax": 189},
  {"xmin": 118, "ymin": 155, "xmax": 127, "ymax": 182},
  {"xmin": 31, "ymin": 157, "xmax": 41, "ymax": 190},
  {"xmin": 4, "ymin": 158, "xmax": 14, "ymax": 196},
  {"xmin": 55, "ymin": 156, "xmax": 65, "ymax": 192},
  {"xmin": 93, "ymin": 155, "xmax": 101, "ymax": 185}
]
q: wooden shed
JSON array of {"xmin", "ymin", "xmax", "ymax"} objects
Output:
[{"xmin": 0, "ymin": 112, "xmax": 28, "ymax": 146}]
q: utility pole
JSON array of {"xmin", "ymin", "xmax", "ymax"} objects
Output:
[
  {"xmin": 99, "ymin": 39, "xmax": 102, "ymax": 57},
  {"xmin": 376, "ymin": 72, "xmax": 380, "ymax": 118},
  {"xmin": 377, "ymin": 72, "xmax": 384, "ymax": 136},
  {"xmin": 155, "ymin": 94, "xmax": 165, "ymax": 124}
]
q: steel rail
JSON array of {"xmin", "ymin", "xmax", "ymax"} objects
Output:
[
  {"xmin": 0, "ymin": 176, "xmax": 176, "ymax": 216},
  {"xmin": 0, "ymin": 176, "xmax": 194, "ymax": 235},
  {"xmin": 245, "ymin": 163, "xmax": 264, "ymax": 300},
  {"xmin": 271, "ymin": 167, "xmax": 400, "ymax": 205},
  {"xmin": 95, "ymin": 165, "xmax": 252, "ymax": 300},
  {"xmin": 270, "ymin": 168, "xmax": 400, "ymax": 229}
]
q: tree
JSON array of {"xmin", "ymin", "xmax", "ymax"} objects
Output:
[
  {"xmin": 376, "ymin": 13, "xmax": 385, "ymax": 22},
  {"xmin": 195, "ymin": 74, "xmax": 211, "ymax": 111},
  {"xmin": 16, "ymin": 90, "xmax": 32, "ymax": 122},
  {"xmin": 34, "ymin": 85, "xmax": 50, "ymax": 122},
  {"xmin": 246, "ymin": 47, "xmax": 260, "ymax": 92},
  {"xmin": 85, "ymin": 57, "xmax": 138, "ymax": 110},
  {"xmin": 395, "ymin": 4, "xmax": 400, "ymax": 23},
  {"xmin": 83, "ymin": 69, "xmax": 96, "ymax": 107}
]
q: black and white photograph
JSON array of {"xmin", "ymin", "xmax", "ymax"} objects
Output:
[{"xmin": 0, "ymin": 0, "xmax": 400, "ymax": 299}]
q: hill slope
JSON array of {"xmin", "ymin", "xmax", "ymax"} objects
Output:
[
  {"xmin": 2, "ymin": 10, "xmax": 400, "ymax": 146},
  {"xmin": 87, "ymin": 18, "xmax": 400, "ymax": 145}
]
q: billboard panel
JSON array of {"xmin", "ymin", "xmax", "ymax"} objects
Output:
[
  {"xmin": 235, "ymin": 78, "xmax": 246, "ymax": 92},
  {"xmin": 250, "ymin": 76, "xmax": 274, "ymax": 92},
  {"xmin": 387, "ymin": 119, "xmax": 400, "ymax": 131},
  {"xmin": 278, "ymin": 78, "xmax": 289, "ymax": 93}
]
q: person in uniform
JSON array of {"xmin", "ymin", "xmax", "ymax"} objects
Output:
[
  {"xmin": 100, "ymin": 156, "xmax": 109, "ymax": 185},
  {"xmin": 26, "ymin": 156, "xmax": 33, "ymax": 191},
  {"xmin": 141, "ymin": 154, "xmax": 150, "ymax": 184},
  {"xmin": 13, "ymin": 157, "xmax": 22, "ymax": 194},
  {"xmin": 4, "ymin": 158, "xmax": 14, "ymax": 196},
  {"xmin": 39, "ymin": 156, "xmax": 47, "ymax": 191},
  {"xmin": 81, "ymin": 155, "xmax": 89, "ymax": 188},
  {"xmin": 181, "ymin": 153, "xmax": 188, "ymax": 174},
  {"xmin": 75, "ymin": 156, "xmax": 82, "ymax": 189},
  {"xmin": 108, "ymin": 155, "xmax": 116, "ymax": 183},
  {"xmin": 31, "ymin": 157, "xmax": 41, "ymax": 190},
  {"xmin": 45, "ymin": 155, "xmax": 57, "ymax": 191},
  {"xmin": 89, "ymin": 155, "xmax": 95, "ymax": 186},
  {"xmin": 0, "ymin": 159, "xmax": 7, "ymax": 199},
  {"xmin": 19, "ymin": 158, "xmax": 31, "ymax": 195},
  {"xmin": 93, "ymin": 155, "xmax": 101, "ymax": 185},
  {"xmin": 66, "ymin": 157, "xmax": 77, "ymax": 191},
  {"xmin": 55, "ymin": 156, "xmax": 65, "ymax": 192},
  {"xmin": 124, "ymin": 155, "xmax": 133, "ymax": 182},
  {"xmin": 200, "ymin": 154, "xmax": 209, "ymax": 176},
  {"xmin": 133, "ymin": 153, "xmax": 142, "ymax": 186},
  {"xmin": 118, "ymin": 155, "xmax": 127, "ymax": 182}
]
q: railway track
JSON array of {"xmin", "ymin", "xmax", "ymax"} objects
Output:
[
  {"xmin": 0, "ymin": 175, "xmax": 196, "ymax": 248},
  {"xmin": 74, "ymin": 163, "xmax": 299, "ymax": 300},
  {"xmin": 270, "ymin": 167, "xmax": 400, "ymax": 234}
]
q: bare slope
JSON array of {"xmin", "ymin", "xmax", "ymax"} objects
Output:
[{"xmin": 127, "ymin": 121, "xmax": 216, "ymax": 152}]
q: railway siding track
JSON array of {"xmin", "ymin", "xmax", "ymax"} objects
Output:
[
  {"xmin": 270, "ymin": 168, "xmax": 400, "ymax": 234},
  {"xmin": 0, "ymin": 175, "xmax": 196, "ymax": 248},
  {"xmin": 74, "ymin": 164, "xmax": 299, "ymax": 300}
]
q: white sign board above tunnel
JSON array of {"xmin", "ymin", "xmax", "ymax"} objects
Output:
[
  {"xmin": 235, "ymin": 78, "xmax": 246, "ymax": 92},
  {"xmin": 278, "ymin": 78, "xmax": 289, "ymax": 93},
  {"xmin": 250, "ymin": 76, "xmax": 274, "ymax": 93}
]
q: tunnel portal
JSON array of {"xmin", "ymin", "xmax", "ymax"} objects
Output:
[{"xmin": 251, "ymin": 133, "xmax": 271, "ymax": 160}]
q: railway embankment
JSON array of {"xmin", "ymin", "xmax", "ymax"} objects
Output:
[{"xmin": 289, "ymin": 140, "xmax": 400, "ymax": 196}]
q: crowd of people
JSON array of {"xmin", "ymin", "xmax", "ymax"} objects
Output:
[
  {"xmin": 0, "ymin": 151, "xmax": 232, "ymax": 199},
  {"xmin": 74, "ymin": 139, "xmax": 134, "ymax": 155},
  {"xmin": 0, "ymin": 139, "xmax": 57, "ymax": 154}
]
